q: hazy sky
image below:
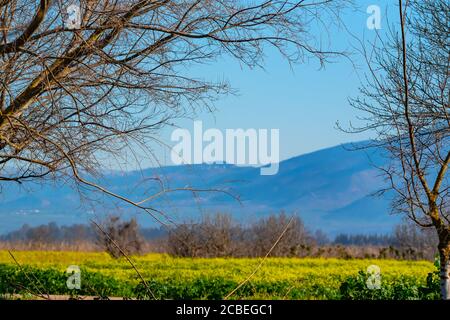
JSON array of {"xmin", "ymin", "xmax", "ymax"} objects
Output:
[{"xmin": 116, "ymin": 1, "xmax": 397, "ymax": 169}]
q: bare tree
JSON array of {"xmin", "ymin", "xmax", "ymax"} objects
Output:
[
  {"xmin": 166, "ymin": 212, "xmax": 312, "ymax": 257},
  {"xmin": 249, "ymin": 212, "xmax": 313, "ymax": 257},
  {"xmin": 0, "ymin": 0, "xmax": 344, "ymax": 223},
  {"xmin": 94, "ymin": 215, "xmax": 144, "ymax": 258},
  {"xmin": 347, "ymin": 0, "xmax": 449, "ymax": 299},
  {"xmin": 167, "ymin": 213, "xmax": 240, "ymax": 257}
]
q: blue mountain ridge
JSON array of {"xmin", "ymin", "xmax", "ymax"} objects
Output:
[{"xmin": 0, "ymin": 141, "xmax": 401, "ymax": 236}]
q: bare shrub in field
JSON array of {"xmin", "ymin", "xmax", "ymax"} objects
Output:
[
  {"xmin": 166, "ymin": 224, "xmax": 200, "ymax": 257},
  {"xmin": 248, "ymin": 213, "xmax": 314, "ymax": 257},
  {"xmin": 197, "ymin": 214, "xmax": 242, "ymax": 257},
  {"xmin": 167, "ymin": 213, "xmax": 313, "ymax": 258},
  {"xmin": 94, "ymin": 215, "xmax": 144, "ymax": 258},
  {"xmin": 167, "ymin": 213, "xmax": 242, "ymax": 258}
]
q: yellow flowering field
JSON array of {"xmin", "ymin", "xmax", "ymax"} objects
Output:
[{"xmin": 0, "ymin": 251, "xmax": 437, "ymax": 299}]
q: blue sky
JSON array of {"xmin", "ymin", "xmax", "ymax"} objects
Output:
[{"xmin": 121, "ymin": 1, "xmax": 397, "ymax": 169}]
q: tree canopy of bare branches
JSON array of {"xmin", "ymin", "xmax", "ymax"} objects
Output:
[{"xmin": 0, "ymin": 0, "xmax": 344, "ymax": 219}]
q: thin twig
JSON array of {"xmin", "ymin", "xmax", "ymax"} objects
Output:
[
  {"xmin": 8, "ymin": 250, "xmax": 50, "ymax": 300},
  {"xmin": 91, "ymin": 220, "xmax": 157, "ymax": 300},
  {"xmin": 224, "ymin": 216, "xmax": 294, "ymax": 300}
]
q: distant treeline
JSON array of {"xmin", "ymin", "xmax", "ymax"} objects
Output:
[
  {"xmin": 0, "ymin": 222, "xmax": 166, "ymax": 243},
  {"xmin": 0, "ymin": 213, "xmax": 439, "ymax": 260},
  {"xmin": 333, "ymin": 234, "xmax": 395, "ymax": 246}
]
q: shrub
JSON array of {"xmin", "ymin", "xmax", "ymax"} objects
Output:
[
  {"xmin": 167, "ymin": 212, "xmax": 313, "ymax": 258},
  {"xmin": 167, "ymin": 213, "xmax": 244, "ymax": 257},
  {"xmin": 94, "ymin": 215, "xmax": 144, "ymax": 258},
  {"xmin": 339, "ymin": 267, "xmax": 440, "ymax": 300}
]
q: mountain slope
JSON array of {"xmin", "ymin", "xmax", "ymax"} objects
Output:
[{"xmin": 0, "ymin": 142, "xmax": 398, "ymax": 235}]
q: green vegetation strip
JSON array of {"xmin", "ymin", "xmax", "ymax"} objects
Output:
[{"xmin": 0, "ymin": 251, "xmax": 441, "ymax": 299}]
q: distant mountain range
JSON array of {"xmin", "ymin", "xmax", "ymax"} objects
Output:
[{"xmin": 0, "ymin": 141, "xmax": 401, "ymax": 236}]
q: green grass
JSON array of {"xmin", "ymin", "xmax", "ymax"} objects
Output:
[{"xmin": 0, "ymin": 251, "xmax": 439, "ymax": 299}]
